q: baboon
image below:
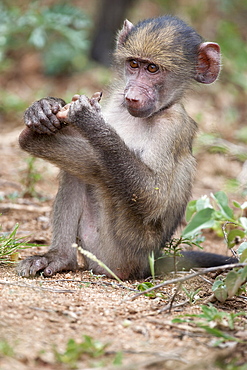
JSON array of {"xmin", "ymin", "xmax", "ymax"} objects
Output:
[{"xmin": 17, "ymin": 16, "xmax": 237, "ymax": 279}]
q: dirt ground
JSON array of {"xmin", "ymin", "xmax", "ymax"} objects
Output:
[{"xmin": 0, "ymin": 68, "xmax": 247, "ymax": 369}]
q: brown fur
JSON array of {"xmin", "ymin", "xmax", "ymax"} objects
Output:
[
  {"xmin": 17, "ymin": 16, "xmax": 229, "ymax": 280},
  {"xmin": 116, "ymin": 22, "xmax": 187, "ymax": 70}
]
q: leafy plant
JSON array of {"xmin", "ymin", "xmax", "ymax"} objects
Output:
[
  {"xmin": 216, "ymin": 359, "xmax": 247, "ymax": 370},
  {"xmin": 183, "ymin": 191, "xmax": 247, "ymax": 241},
  {"xmin": 0, "ymin": 2, "xmax": 91, "ymax": 75},
  {"xmin": 217, "ymin": 19, "xmax": 247, "ymax": 91},
  {"xmin": 195, "ymin": 133, "xmax": 247, "ymax": 162},
  {"xmin": 137, "ymin": 282, "xmax": 161, "ymax": 298},
  {"xmin": 182, "ymin": 286, "xmax": 201, "ymax": 304},
  {"xmin": 235, "ymin": 127, "xmax": 247, "ymax": 144},
  {"xmin": 180, "ymin": 191, "xmax": 247, "ymax": 302},
  {"xmin": 54, "ymin": 335, "xmax": 120, "ymax": 369},
  {"xmin": 173, "ymin": 304, "xmax": 246, "ymax": 346},
  {"xmin": 161, "ymin": 235, "xmax": 204, "ymax": 273},
  {"xmin": 0, "ymin": 339, "xmax": 15, "ymax": 357},
  {"xmin": 212, "ymin": 242, "xmax": 247, "ymax": 303},
  {"xmin": 0, "ymin": 90, "xmax": 28, "ymax": 117},
  {"xmin": 0, "ymin": 222, "xmax": 36, "ymax": 264}
]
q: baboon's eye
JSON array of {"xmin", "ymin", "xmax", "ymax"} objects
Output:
[
  {"xmin": 147, "ymin": 64, "xmax": 159, "ymax": 73},
  {"xmin": 129, "ymin": 59, "xmax": 139, "ymax": 68}
]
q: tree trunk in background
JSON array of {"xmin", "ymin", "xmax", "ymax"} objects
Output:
[{"xmin": 90, "ymin": 0, "xmax": 136, "ymax": 65}]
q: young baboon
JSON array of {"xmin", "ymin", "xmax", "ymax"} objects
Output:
[{"xmin": 17, "ymin": 16, "xmax": 237, "ymax": 279}]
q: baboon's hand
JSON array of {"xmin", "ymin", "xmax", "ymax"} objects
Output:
[
  {"xmin": 24, "ymin": 97, "xmax": 66, "ymax": 134},
  {"xmin": 57, "ymin": 92, "xmax": 103, "ymax": 126}
]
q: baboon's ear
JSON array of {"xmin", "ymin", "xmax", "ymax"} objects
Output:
[
  {"xmin": 116, "ymin": 19, "xmax": 134, "ymax": 47},
  {"xmin": 195, "ymin": 42, "xmax": 221, "ymax": 84}
]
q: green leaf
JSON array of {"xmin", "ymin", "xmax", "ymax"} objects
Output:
[
  {"xmin": 137, "ymin": 282, "xmax": 156, "ymax": 298},
  {"xmin": 214, "ymin": 191, "xmax": 228, "ymax": 207},
  {"xmin": 148, "ymin": 251, "xmax": 155, "ymax": 280},
  {"xmin": 182, "ymin": 208, "xmax": 215, "ymax": 238},
  {"xmin": 185, "ymin": 200, "xmax": 197, "ymax": 222},
  {"xmin": 238, "ymin": 241, "xmax": 247, "ymax": 255},
  {"xmin": 239, "ymin": 217, "xmax": 247, "ymax": 231},
  {"xmin": 226, "ymin": 229, "xmax": 246, "ymax": 248},
  {"xmin": 212, "ymin": 279, "xmax": 225, "ymax": 290},
  {"xmin": 238, "ymin": 242, "xmax": 247, "ymax": 262},
  {"xmin": 29, "ymin": 27, "xmax": 46, "ymax": 48},
  {"xmin": 240, "ymin": 265, "xmax": 247, "ymax": 281},
  {"xmin": 240, "ymin": 249, "xmax": 247, "ymax": 263},
  {"xmin": 225, "ymin": 270, "xmax": 243, "ymax": 298},
  {"xmin": 198, "ymin": 325, "xmax": 239, "ymax": 341},
  {"xmin": 200, "ymin": 304, "xmax": 216, "ymax": 319},
  {"xmin": 113, "ymin": 351, "xmax": 123, "ymax": 366},
  {"xmin": 212, "ymin": 282, "xmax": 228, "ymax": 303},
  {"xmin": 233, "ymin": 200, "xmax": 242, "ymax": 208},
  {"xmin": 172, "ymin": 318, "xmax": 187, "ymax": 324},
  {"xmin": 196, "ymin": 196, "xmax": 212, "ymax": 212},
  {"xmin": 213, "ymin": 191, "xmax": 234, "ymax": 219}
]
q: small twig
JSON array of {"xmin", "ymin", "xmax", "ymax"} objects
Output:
[
  {"xmin": 158, "ymin": 300, "xmax": 189, "ymax": 313},
  {"xmin": 0, "ymin": 278, "xmax": 138, "ymax": 295},
  {"xmin": 239, "ymin": 295, "xmax": 247, "ymax": 300},
  {"xmin": 0, "ymin": 179, "xmax": 22, "ymax": 189},
  {"xmin": 200, "ymin": 137, "xmax": 247, "ymax": 160},
  {"xmin": 126, "ymin": 263, "xmax": 247, "ymax": 301},
  {"xmin": 190, "ymin": 269, "xmax": 213, "ymax": 285},
  {"xmin": 168, "ymin": 282, "xmax": 182, "ymax": 312},
  {"xmin": 147, "ymin": 318, "xmax": 209, "ymax": 336},
  {"xmin": 29, "ymin": 306, "xmax": 57, "ymax": 314},
  {"xmin": 42, "ymin": 278, "xmax": 139, "ymax": 292},
  {"xmin": 105, "ymin": 348, "xmax": 187, "ymax": 363},
  {"xmin": 0, "ymin": 203, "xmax": 51, "ymax": 213},
  {"xmin": 29, "ymin": 306, "xmax": 79, "ymax": 320},
  {"xmin": 0, "ymin": 280, "xmax": 75, "ymax": 293}
]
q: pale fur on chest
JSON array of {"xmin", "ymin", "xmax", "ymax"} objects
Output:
[
  {"xmin": 106, "ymin": 111, "xmax": 165, "ymax": 172},
  {"xmin": 103, "ymin": 100, "xmax": 193, "ymax": 172}
]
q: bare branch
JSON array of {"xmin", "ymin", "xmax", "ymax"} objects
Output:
[{"xmin": 127, "ymin": 263, "xmax": 247, "ymax": 301}]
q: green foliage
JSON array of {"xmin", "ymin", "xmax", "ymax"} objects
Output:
[
  {"xmin": 137, "ymin": 281, "xmax": 167, "ymax": 299},
  {"xmin": 162, "ymin": 235, "xmax": 204, "ymax": 273},
  {"xmin": 216, "ymin": 360, "xmax": 247, "ymax": 370},
  {"xmin": 181, "ymin": 191, "xmax": 247, "ymax": 302},
  {"xmin": 173, "ymin": 304, "xmax": 246, "ymax": 346},
  {"xmin": 217, "ymin": 19, "xmax": 247, "ymax": 91},
  {"xmin": 0, "ymin": 339, "xmax": 14, "ymax": 357},
  {"xmin": 183, "ymin": 191, "xmax": 247, "ymax": 240},
  {"xmin": 0, "ymin": 90, "xmax": 28, "ymax": 116},
  {"xmin": 0, "ymin": 222, "xmax": 35, "ymax": 264},
  {"xmin": 54, "ymin": 335, "xmax": 121, "ymax": 369},
  {"xmin": 212, "ymin": 243, "xmax": 247, "ymax": 303},
  {"xmin": 148, "ymin": 251, "xmax": 155, "ymax": 280},
  {"xmin": 195, "ymin": 133, "xmax": 247, "ymax": 163},
  {"xmin": 0, "ymin": 2, "xmax": 91, "ymax": 75},
  {"xmin": 137, "ymin": 282, "xmax": 157, "ymax": 298},
  {"xmin": 196, "ymin": 304, "xmax": 243, "ymax": 330},
  {"xmin": 182, "ymin": 286, "xmax": 201, "ymax": 304},
  {"xmin": 235, "ymin": 127, "xmax": 247, "ymax": 144}
]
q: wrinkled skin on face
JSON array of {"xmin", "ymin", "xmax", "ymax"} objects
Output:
[{"xmin": 124, "ymin": 59, "xmax": 167, "ymax": 117}]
